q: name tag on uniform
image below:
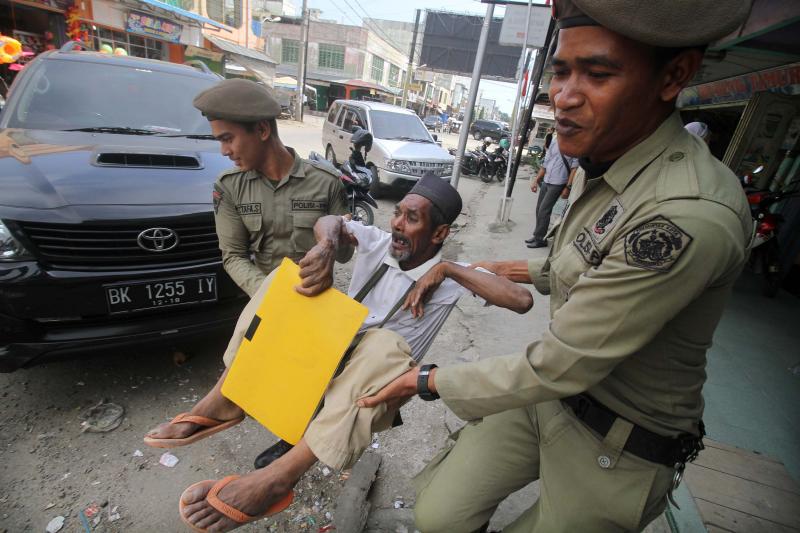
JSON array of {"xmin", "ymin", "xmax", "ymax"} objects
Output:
[
  {"xmin": 574, "ymin": 228, "xmax": 603, "ymax": 266},
  {"xmin": 236, "ymin": 203, "xmax": 262, "ymax": 215},
  {"xmin": 292, "ymin": 199, "xmax": 328, "ymax": 211}
]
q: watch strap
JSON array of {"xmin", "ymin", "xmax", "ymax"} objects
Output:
[{"xmin": 417, "ymin": 364, "xmax": 440, "ymax": 401}]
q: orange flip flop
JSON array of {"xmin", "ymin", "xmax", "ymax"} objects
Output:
[
  {"xmin": 143, "ymin": 413, "xmax": 245, "ymax": 449},
  {"xmin": 179, "ymin": 475, "xmax": 294, "ymax": 532}
]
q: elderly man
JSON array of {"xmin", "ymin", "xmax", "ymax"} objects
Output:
[
  {"xmin": 358, "ymin": 1, "xmax": 754, "ymax": 531},
  {"xmin": 153, "ymin": 174, "xmax": 532, "ymax": 531}
]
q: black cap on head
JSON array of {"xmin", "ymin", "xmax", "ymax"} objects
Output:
[{"xmin": 408, "ymin": 172, "xmax": 462, "ymax": 225}]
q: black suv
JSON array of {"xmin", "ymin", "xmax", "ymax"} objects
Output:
[
  {"xmin": 0, "ymin": 45, "xmax": 248, "ymax": 372},
  {"xmin": 469, "ymin": 119, "xmax": 510, "ymax": 141}
]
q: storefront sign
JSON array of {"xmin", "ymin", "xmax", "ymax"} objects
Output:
[
  {"xmin": 679, "ymin": 63, "xmax": 800, "ymax": 108},
  {"xmin": 185, "ymin": 45, "xmax": 223, "ymax": 75},
  {"xmin": 126, "ymin": 11, "xmax": 183, "ymax": 43}
]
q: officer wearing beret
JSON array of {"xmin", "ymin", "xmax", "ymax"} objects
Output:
[
  {"xmin": 357, "ymin": 1, "xmax": 754, "ymax": 531},
  {"xmin": 193, "ymin": 78, "xmax": 350, "ymax": 297}
]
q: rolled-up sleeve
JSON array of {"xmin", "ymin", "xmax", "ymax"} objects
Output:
[
  {"xmin": 436, "ymin": 206, "xmax": 745, "ymax": 421},
  {"xmin": 527, "ymin": 257, "xmax": 551, "ymax": 295}
]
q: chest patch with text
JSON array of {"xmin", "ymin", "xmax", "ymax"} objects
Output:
[
  {"xmin": 573, "ymin": 228, "xmax": 603, "ymax": 266},
  {"xmin": 624, "ymin": 217, "xmax": 692, "ymax": 272},
  {"xmin": 292, "ymin": 200, "xmax": 328, "ymax": 211},
  {"xmin": 236, "ymin": 203, "xmax": 262, "ymax": 216}
]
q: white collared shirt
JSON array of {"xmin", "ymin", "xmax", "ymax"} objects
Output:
[{"xmin": 344, "ymin": 219, "xmax": 483, "ymax": 361}]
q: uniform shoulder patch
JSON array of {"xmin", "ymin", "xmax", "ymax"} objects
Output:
[
  {"xmin": 624, "ymin": 216, "xmax": 693, "ymax": 272},
  {"xmin": 212, "ymin": 183, "xmax": 224, "ymax": 215},
  {"xmin": 305, "ymin": 158, "xmax": 341, "ymax": 179}
]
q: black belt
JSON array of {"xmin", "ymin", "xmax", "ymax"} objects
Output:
[{"xmin": 562, "ymin": 394, "xmax": 702, "ymax": 468}]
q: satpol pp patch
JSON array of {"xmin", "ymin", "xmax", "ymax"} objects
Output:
[
  {"xmin": 591, "ymin": 198, "xmax": 623, "ymax": 242},
  {"xmin": 624, "ymin": 217, "xmax": 692, "ymax": 272}
]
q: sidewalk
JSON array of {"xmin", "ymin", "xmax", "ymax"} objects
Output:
[{"xmin": 365, "ymin": 176, "xmax": 800, "ymax": 532}]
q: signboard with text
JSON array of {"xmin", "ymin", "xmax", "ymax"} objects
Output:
[
  {"xmin": 126, "ymin": 11, "xmax": 183, "ymax": 43},
  {"xmin": 499, "ymin": 5, "xmax": 551, "ymax": 48}
]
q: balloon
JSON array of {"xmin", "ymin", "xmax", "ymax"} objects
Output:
[
  {"xmin": 0, "ymin": 35, "xmax": 22, "ymax": 64},
  {"xmin": 99, "ymin": 44, "xmax": 113, "ymax": 54},
  {"xmin": 113, "ymin": 47, "xmax": 128, "ymax": 56}
]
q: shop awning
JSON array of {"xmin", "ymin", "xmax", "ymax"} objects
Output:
[
  {"xmin": 332, "ymin": 79, "xmax": 394, "ymax": 94},
  {"xmin": 205, "ymin": 34, "xmax": 277, "ymax": 84},
  {"xmin": 136, "ymin": 0, "xmax": 229, "ymax": 31}
]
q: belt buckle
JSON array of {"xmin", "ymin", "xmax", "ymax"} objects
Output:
[{"xmin": 667, "ymin": 462, "xmax": 685, "ymax": 509}]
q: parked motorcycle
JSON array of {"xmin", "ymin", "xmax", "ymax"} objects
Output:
[
  {"xmin": 479, "ymin": 138, "xmax": 509, "ymax": 183},
  {"xmin": 742, "ymin": 166, "xmax": 800, "ymax": 297},
  {"xmin": 448, "ymin": 145, "xmax": 481, "ymax": 175}
]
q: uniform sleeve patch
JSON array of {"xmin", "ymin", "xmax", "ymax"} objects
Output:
[
  {"xmin": 624, "ymin": 216, "xmax": 693, "ymax": 272},
  {"xmin": 591, "ymin": 198, "xmax": 623, "ymax": 242},
  {"xmin": 212, "ymin": 184, "xmax": 224, "ymax": 215},
  {"xmin": 292, "ymin": 199, "xmax": 328, "ymax": 211}
]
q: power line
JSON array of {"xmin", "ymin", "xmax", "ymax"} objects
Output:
[{"xmin": 338, "ymin": 0, "xmax": 409, "ymax": 56}]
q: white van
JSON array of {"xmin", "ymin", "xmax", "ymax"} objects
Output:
[{"xmin": 322, "ymin": 100, "xmax": 454, "ymax": 195}]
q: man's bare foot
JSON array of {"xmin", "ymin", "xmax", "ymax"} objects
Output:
[
  {"xmin": 145, "ymin": 370, "xmax": 243, "ymax": 442},
  {"xmin": 180, "ymin": 469, "xmax": 293, "ymax": 531}
]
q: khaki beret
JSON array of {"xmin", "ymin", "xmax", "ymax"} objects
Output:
[
  {"xmin": 193, "ymin": 78, "xmax": 281, "ymax": 122},
  {"xmin": 554, "ymin": 0, "xmax": 752, "ymax": 47}
]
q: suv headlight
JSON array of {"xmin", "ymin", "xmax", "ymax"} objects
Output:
[
  {"xmin": 386, "ymin": 159, "xmax": 412, "ymax": 174},
  {"xmin": 0, "ymin": 220, "xmax": 32, "ymax": 261}
]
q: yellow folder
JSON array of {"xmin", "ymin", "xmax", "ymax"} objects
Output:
[{"xmin": 221, "ymin": 258, "xmax": 368, "ymax": 444}]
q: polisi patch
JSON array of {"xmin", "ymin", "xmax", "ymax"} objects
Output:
[
  {"xmin": 591, "ymin": 198, "xmax": 623, "ymax": 242},
  {"xmin": 212, "ymin": 184, "xmax": 224, "ymax": 215},
  {"xmin": 573, "ymin": 228, "xmax": 603, "ymax": 266},
  {"xmin": 236, "ymin": 203, "xmax": 262, "ymax": 216},
  {"xmin": 292, "ymin": 199, "xmax": 328, "ymax": 211},
  {"xmin": 624, "ymin": 217, "xmax": 692, "ymax": 272}
]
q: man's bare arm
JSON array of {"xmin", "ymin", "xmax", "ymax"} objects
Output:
[
  {"xmin": 404, "ymin": 261, "xmax": 533, "ymax": 318},
  {"xmin": 296, "ymin": 216, "xmax": 357, "ymax": 296},
  {"xmin": 469, "ymin": 260, "xmax": 533, "ymax": 284}
]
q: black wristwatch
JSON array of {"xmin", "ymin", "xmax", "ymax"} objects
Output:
[{"xmin": 417, "ymin": 364, "xmax": 440, "ymax": 401}]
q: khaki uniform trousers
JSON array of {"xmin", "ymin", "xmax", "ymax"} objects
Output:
[
  {"xmin": 222, "ymin": 273, "xmax": 416, "ymax": 471},
  {"xmin": 414, "ymin": 401, "xmax": 675, "ymax": 533}
]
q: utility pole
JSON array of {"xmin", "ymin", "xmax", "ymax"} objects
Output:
[
  {"xmin": 451, "ymin": 1, "xmax": 494, "ymax": 190},
  {"xmin": 401, "ymin": 9, "xmax": 421, "ymax": 110},
  {"xmin": 295, "ymin": 0, "xmax": 309, "ymax": 122}
]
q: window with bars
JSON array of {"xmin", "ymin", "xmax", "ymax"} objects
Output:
[
  {"xmin": 282, "ymin": 39, "xmax": 299, "ymax": 64},
  {"xmin": 388, "ymin": 64, "xmax": 400, "ymax": 87},
  {"xmin": 318, "ymin": 43, "xmax": 345, "ymax": 70},
  {"xmin": 370, "ymin": 56, "xmax": 384, "ymax": 83},
  {"xmin": 206, "ymin": 0, "xmax": 243, "ymax": 29},
  {"xmin": 91, "ymin": 27, "xmax": 165, "ymax": 60}
]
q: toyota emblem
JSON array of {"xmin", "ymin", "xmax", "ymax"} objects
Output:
[{"xmin": 137, "ymin": 227, "xmax": 179, "ymax": 252}]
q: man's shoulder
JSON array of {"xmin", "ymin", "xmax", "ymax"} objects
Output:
[
  {"xmin": 303, "ymin": 157, "xmax": 342, "ymax": 182},
  {"xmin": 216, "ymin": 167, "xmax": 247, "ymax": 185}
]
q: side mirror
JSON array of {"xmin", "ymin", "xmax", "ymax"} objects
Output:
[
  {"xmin": 753, "ymin": 165, "xmax": 765, "ymax": 174},
  {"xmin": 432, "ymin": 134, "xmax": 438, "ymax": 141}
]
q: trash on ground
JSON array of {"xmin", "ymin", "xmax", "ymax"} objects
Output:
[
  {"xmin": 370, "ymin": 434, "xmax": 380, "ymax": 449},
  {"xmin": 80, "ymin": 400, "xmax": 125, "ymax": 433},
  {"xmin": 159, "ymin": 452, "xmax": 179, "ymax": 467},
  {"xmin": 108, "ymin": 505, "xmax": 121, "ymax": 522},
  {"xmin": 84, "ymin": 503, "xmax": 101, "ymax": 518},
  {"xmin": 319, "ymin": 525, "xmax": 335, "ymax": 532},
  {"xmin": 133, "ymin": 449, "xmax": 144, "ymax": 457},
  {"xmin": 321, "ymin": 466, "xmax": 331, "ymax": 477},
  {"xmin": 45, "ymin": 515, "xmax": 65, "ymax": 533},
  {"xmin": 79, "ymin": 511, "xmax": 92, "ymax": 533},
  {"xmin": 44, "ymin": 502, "xmax": 55, "ymax": 510},
  {"xmin": 393, "ymin": 499, "xmax": 405, "ymax": 509}
]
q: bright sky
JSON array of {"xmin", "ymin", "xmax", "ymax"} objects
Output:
[{"xmin": 299, "ymin": 0, "xmax": 522, "ymax": 113}]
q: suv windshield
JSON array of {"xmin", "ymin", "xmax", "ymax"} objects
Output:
[
  {"xmin": 369, "ymin": 110, "xmax": 432, "ymax": 142},
  {"xmin": 4, "ymin": 58, "xmax": 216, "ymax": 135}
]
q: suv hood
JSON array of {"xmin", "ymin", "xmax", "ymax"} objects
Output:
[
  {"xmin": 0, "ymin": 129, "xmax": 231, "ymax": 210},
  {"xmin": 373, "ymin": 138, "xmax": 454, "ymax": 162}
]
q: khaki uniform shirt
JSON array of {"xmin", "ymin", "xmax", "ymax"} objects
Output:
[
  {"xmin": 436, "ymin": 113, "xmax": 753, "ymax": 437},
  {"xmin": 213, "ymin": 149, "xmax": 349, "ymax": 296}
]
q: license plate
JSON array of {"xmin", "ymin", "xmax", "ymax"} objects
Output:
[{"xmin": 105, "ymin": 274, "xmax": 217, "ymax": 315}]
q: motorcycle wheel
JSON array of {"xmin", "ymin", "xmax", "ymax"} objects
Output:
[
  {"xmin": 352, "ymin": 200, "xmax": 375, "ymax": 226},
  {"xmin": 497, "ymin": 169, "xmax": 505, "ymax": 183},
  {"xmin": 479, "ymin": 167, "xmax": 492, "ymax": 183}
]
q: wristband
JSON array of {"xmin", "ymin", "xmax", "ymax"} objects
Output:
[{"xmin": 417, "ymin": 364, "xmax": 440, "ymax": 401}]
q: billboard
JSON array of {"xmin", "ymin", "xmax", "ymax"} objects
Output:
[{"xmin": 420, "ymin": 10, "xmax": 528, "ymax": 81}]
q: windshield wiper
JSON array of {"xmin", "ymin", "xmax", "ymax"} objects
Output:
[
  {"xmin": 63, "ymin": 126, "xmax": 160, "ymax": 135},
  {"xmin": 161, "ymin": 133, "xmax": 217, "ymax": 140}
]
